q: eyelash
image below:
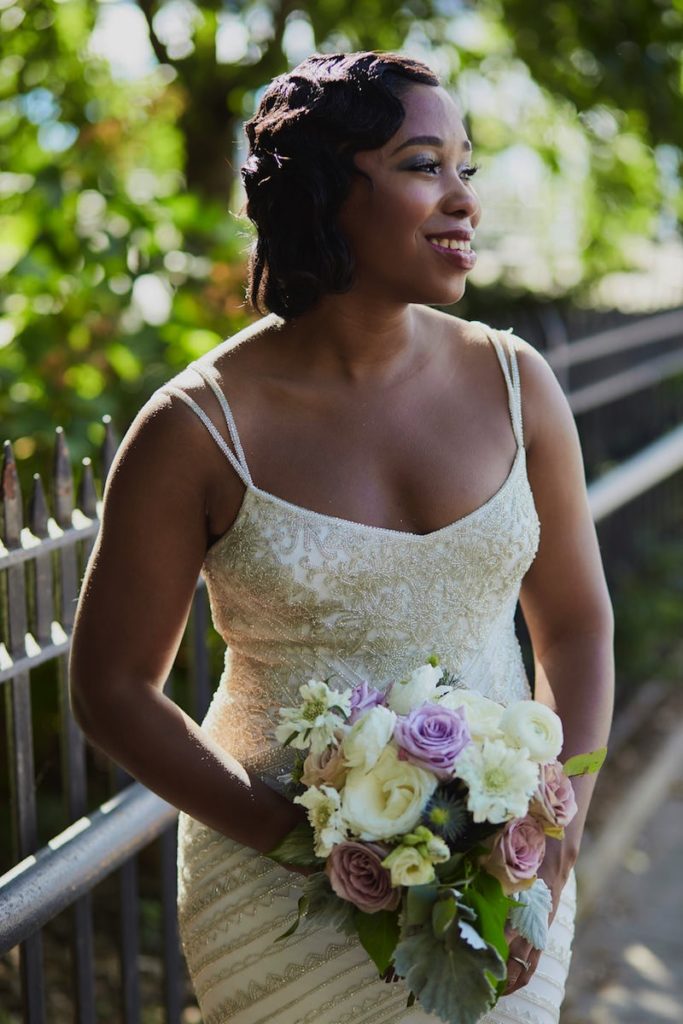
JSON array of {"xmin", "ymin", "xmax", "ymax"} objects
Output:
[{"xmin": 411, "ymin": 159, "xmax": 480, "ymax": 180}]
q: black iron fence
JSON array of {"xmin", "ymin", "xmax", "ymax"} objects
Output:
[{"xmin": 1, "ymin": 308, "xmax": 683, "ymax": 1022}]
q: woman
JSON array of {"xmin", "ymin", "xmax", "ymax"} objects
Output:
[{"xmin": 69, "ymin": 51, "xmax": 614, "ymax": 1023}]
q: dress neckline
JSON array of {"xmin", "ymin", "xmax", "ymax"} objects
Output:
[{"xmin": 204, "ymin": 444, "xmax": 527, "ymax": 561}]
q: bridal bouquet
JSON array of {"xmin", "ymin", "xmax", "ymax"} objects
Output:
[{"xmin": 267, "ymin": 658, "xmax": 606, "ymax": 1024}]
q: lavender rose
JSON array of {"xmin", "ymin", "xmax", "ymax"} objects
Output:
[
  {"xmin": 325, "ymin": 841, "xmax": 400, "ymax": 913},
  {"xmin": 394, "ymin": 703, "xmax": 471, "ymax": 779},
  {"xmin": 349, "ymin": 681, "xmax": 385, "ymax": 724},
  {"xmin": 481, "ymin": 815, "xmax": 546, "ymax": 894},
  {"xmin": 529, "ymin": 759, "xmax": 578, "ymax": 830}
]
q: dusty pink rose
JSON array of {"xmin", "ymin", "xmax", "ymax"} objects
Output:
[
  {"xmin": 325, "ymin": 842, "xmax": 400, "ymax": 913},
  {"xmin": 529, "ymin": 759, "xmax": 577, "ymax": 829},
  {"xmin": 301, "ymin": 732, "xmax": 347, "ymax": 789},
  {"xmin": 482, "ymin": 815, "xmax": 546, "ymax": 894}
]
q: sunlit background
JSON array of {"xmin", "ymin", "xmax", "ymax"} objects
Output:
[{"xmin": 1, "ymin": 3, "xmax": 682, "ymax": 1023}]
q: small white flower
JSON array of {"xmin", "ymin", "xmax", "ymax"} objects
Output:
[
  {"xmin": 500, "ymin": 701, "xmax": 563, "ymax": 764},
  {"xmin": 455, "ymin": 738, "xmax": 540, "ymax": 823},
  {"xmin": 293, "ymin": 784, "xmax": 346, "ymax": 856},
  {"xmin": 425, "ymin": 833, "xmax": 451, "ymax": 863},
  {"xmin": 342, "ymin": 745, "xmax": 437, "ymax": 840},
  {"xmin": 342, "ymin": 705, "xmax": 397, "ymax": 771},
  {"xmin": 387, "ymin": 663, "xmax": 443, "ymax": 715},
  {"xmin": 275, "ymin": 679, "xmax": 351, "ymax": 754},
  {"xmin": 438, "ymin": 688, "xmax": 504, "ymax": 740}
]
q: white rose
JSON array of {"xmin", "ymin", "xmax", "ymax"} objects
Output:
[
  {"xmin": 387, "ymin": 663, "xmax": 444, "ymax": 715},
  {"xmin": 500, "ymin": 701, "xmax": 563, "ymax": 764},
  {"xmin": 341, "ymin": 745, "xmax": 437, "ymax": 840},
  {"xmin": 342, "ymin": 705, "xmax": 397, "ymax": 771},
  {"xmin": 382, "ymin": 845, "xmax": 436, "ymax": 886},
  {"xmin": 438, "ymin": 688, "xmax": 504, "ymax": 740}
]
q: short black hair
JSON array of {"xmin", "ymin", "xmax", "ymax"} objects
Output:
[{"xmin": 241, "ymin": 51, "xmax": 440, "ymax": 319}]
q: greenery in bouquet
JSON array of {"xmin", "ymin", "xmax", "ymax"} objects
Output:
[{"xmin": 268, "ymin": 658, "xmax": 606, "ymax": 1024}]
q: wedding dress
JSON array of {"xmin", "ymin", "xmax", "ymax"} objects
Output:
[{"xmin": 162, "ymin": 322, "xmax": 577, "ymax": 1024}]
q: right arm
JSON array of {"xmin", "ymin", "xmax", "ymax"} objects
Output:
[{"xmin": 68, "ymin": 388, "xmax": 305, "ymax": 855}]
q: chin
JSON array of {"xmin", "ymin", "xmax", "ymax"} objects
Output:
[{"xmin": 412, "ymin": 278, "xmax": 468, "ymax": 307}]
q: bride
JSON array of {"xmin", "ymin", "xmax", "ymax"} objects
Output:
[{"xmin": 69, "ymin": 51, "xmax": 614, "ymax": 1023}]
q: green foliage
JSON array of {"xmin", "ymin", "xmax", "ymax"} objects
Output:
[
  {"xmin": 266, "ymin": 821, "xmax": 323, "ymax": 868},
  {"xmin": 508, "ymin": 877, "xmax": 552, "ymax": 950},
  {"xmin": 563, "ymin": 747, "xmax": 608, "ymax": 777},
  {"xmin": 393, "ymin": 913, "xmax": 506, "ymax": 1024},
  {"xmin": 354, "ymin": 907, "xmax": 401, "ymax": 973}
]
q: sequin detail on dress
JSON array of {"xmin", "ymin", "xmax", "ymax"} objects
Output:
[{"xmin": 164, "ymin": 323, "xmax": 576, "ymax": 1023}]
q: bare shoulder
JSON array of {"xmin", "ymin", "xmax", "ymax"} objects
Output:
[{"xmin": 504, "ymin": 331, "xmax": 576, "ymax": 456}]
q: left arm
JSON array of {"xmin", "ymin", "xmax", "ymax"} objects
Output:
[{"xmin": 504, "ymin": 337, "xmax": 615, "ymax": 992}]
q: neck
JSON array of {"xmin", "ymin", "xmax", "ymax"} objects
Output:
[{"xmin": 276, "ymin": 295, "xmax": 436, "ymax": 387}]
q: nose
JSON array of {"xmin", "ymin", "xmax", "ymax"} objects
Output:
[{"xmin": 441, "ymin": 175, "xmax": 480, "ymax": 226}]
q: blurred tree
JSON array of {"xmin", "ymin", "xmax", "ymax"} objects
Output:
[{"xmin": 1, "ymin": 0, "xmax": 681, "ymax": 477}]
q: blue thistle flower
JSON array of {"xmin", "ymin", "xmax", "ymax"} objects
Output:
[{"xmin": 422, "ymin": 788, "xmax": 469, "ymax": 844}]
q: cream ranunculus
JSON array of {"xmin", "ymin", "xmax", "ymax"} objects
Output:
[
  {"xmin": 381, "ymin": 844, "xmax": 436, "ymax": 886},
  {"xmin": 500, "ymin": 700, "xmax": 563, "ymax": 764},
  {"xmin": 387, "ymin": 663, "xmax": 444, "ymax": 715},
  {"xmin": 342, "ymin": 705, "xmax": 397, "ymax": 772},
  {"xmin": 438, "ymin": 688, "xmax": 504, "ymax": 741},
  {"xmin": 341, "ymin": 745, "xmax": 437, "ymax": 840}
]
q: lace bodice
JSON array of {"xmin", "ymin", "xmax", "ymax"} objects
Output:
[{"xmin": 162, "ymin": 322, "xmax": 540, "ymax": 782}]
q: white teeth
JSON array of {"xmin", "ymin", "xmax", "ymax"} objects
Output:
[{"xmin": 430, "ymin": 237, "xmax": 471, "ymax": 251}]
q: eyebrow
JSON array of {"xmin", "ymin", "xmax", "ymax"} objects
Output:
[{"xmin": 390, "ymin": 134, "xmax": 473, "ymax": 156}]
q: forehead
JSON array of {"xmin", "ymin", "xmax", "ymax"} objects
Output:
[{"xmin": 392, "ymin": 84, "xmax": 465, "ymax": 144}]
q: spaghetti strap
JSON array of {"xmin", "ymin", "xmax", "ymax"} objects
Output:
[
  {"xmin": 486, "ymin": 327, "xmax": 524, "ymax": 449},
  {"xmin": 161, "ymin": 364, "xmax": 253, "ymax": 488}
]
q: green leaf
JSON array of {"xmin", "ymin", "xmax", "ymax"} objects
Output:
[
  {"xmin": 508, "ymin": 878, "xmax": 552, "ymax": 950},
  {"xmin": 563, "ymin": 747, "xmax": 607, "ymax": 776},
  {"xmin": 432, "ymin": 896, "xmax": 458, "ymax": 939},
  {"xmin": 393, "ymin": 921, "xmax": 506, "ymax": 1024},
  {"xmin": 301, "ymin": 872, "xmax": 356, "ymax": 936},
  {"xmin": 404, "ymin": 884, "xmax": 439, "ymax": 928},
  {"xmin": 275, "ymin": 894, "xmax": 309, "ymax": 941},
  {"xmin": 266, "ymin": 822, "xmax": 322, "ymax": 868},
  {"xmin": 435, "ymin": 852, "xmax": 465, "ymax": 885},
  {"xmin": 354, "ymin": 909, "xmax": 400, "ymax": 975},
  {"xmin": 461, "ymin": 871, "xmax": 510, "ymax": 964}
]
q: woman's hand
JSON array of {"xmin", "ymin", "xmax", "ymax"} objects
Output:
[{"xmin": 502, "ymin": 839, "xmax": 576, "ymax": 997}]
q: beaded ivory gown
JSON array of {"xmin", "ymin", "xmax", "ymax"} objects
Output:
[{"xmin": 164, "ymin": 323, "xmax": 577, "ymax": 1024}]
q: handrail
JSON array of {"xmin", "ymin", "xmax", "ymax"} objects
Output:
[{"xmin": 0, "ymin": 785, "xmax": 178, "ymax": 953}]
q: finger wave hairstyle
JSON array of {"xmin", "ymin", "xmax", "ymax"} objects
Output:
[{"xmin": 241, "ymin": 51, "xmax": 440, "ymax": 319}]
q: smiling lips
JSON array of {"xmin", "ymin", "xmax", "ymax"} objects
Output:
[{"xmin": 426, "ymin": 234, "xmax": 477, "ymax": 269}]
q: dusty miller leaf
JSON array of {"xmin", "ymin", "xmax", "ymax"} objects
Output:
[
  {"xmin": 508, "ymin": 878, "xmax": 552, "ymax": 950},
  {"xmin": 393, "ymin": 924, "xmax": 506, "ymax": 1024},
  {"xmin": 266, "ymin": 822, "xmax": 323, "ymax": 869},
  {"xmin": 300, "ymin": 872, "xmax": 356, "ymax": 935}
]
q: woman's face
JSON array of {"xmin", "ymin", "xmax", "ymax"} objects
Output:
[{"xmin": 337, "ymin": 83, "xmax": 481, "ymax": 307}]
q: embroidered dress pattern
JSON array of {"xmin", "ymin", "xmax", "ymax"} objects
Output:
[{"xmin": 162, "ymin": 324, "xmax": 577, "ymax": 1023}]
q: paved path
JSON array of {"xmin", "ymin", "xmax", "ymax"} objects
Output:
[{"xmin": 560, "ymin": 768, "xmax": 683, "ymax": 1023}]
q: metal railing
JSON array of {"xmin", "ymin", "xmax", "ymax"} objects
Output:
[{"xmin": 1, "ymin": 308, "xmax": 682, "ymax": 1021}]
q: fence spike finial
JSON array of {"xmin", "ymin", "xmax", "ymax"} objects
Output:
[
  {"xmin": 78, "ymin": 457, "xmax": 97, "ymax": 518},
  {"xmin": 52, "ymin": 426, "xmax": 74, "ymax": 530}
]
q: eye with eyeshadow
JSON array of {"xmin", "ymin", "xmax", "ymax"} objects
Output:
[{"xmin": 408, "ymin": 158, "xmax": 480, "ymax": 180}]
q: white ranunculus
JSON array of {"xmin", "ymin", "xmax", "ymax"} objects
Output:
[
  {"xmin": 341, "ymin": 745, "xmax": 437, "ymax": 840},
  {"xmin": 293, "ymin": 784, "xmax": 346, "ymax": 856},
  {"xmin": 342, "ymin": 705, "xmax": 397, "ymax": 772},
  {"xmin": 500, "ymin": 701, "xmax": 563, "ymax": 764},
  {"xmin": 382, "ymin": 845, "xmax": 436, "ymax": 886},
  {"xmin": 387, "ymin": 663, "xmax": 444, "ymax": 715},
  {"xmin": 437, "ymin": 688, "xmax": 504, "ymax": 740},
  {"xmin": 275, "ymin": 679, "xmax": 351, "ymax": 754},
  {"xmin": 455, "ymin": 738, "xmax": 540, "ymax": 824}
]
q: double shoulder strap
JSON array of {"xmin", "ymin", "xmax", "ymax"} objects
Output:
[{"xmin": 160, "ymin": 326, "xmax": 524, "ymax": 482}]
